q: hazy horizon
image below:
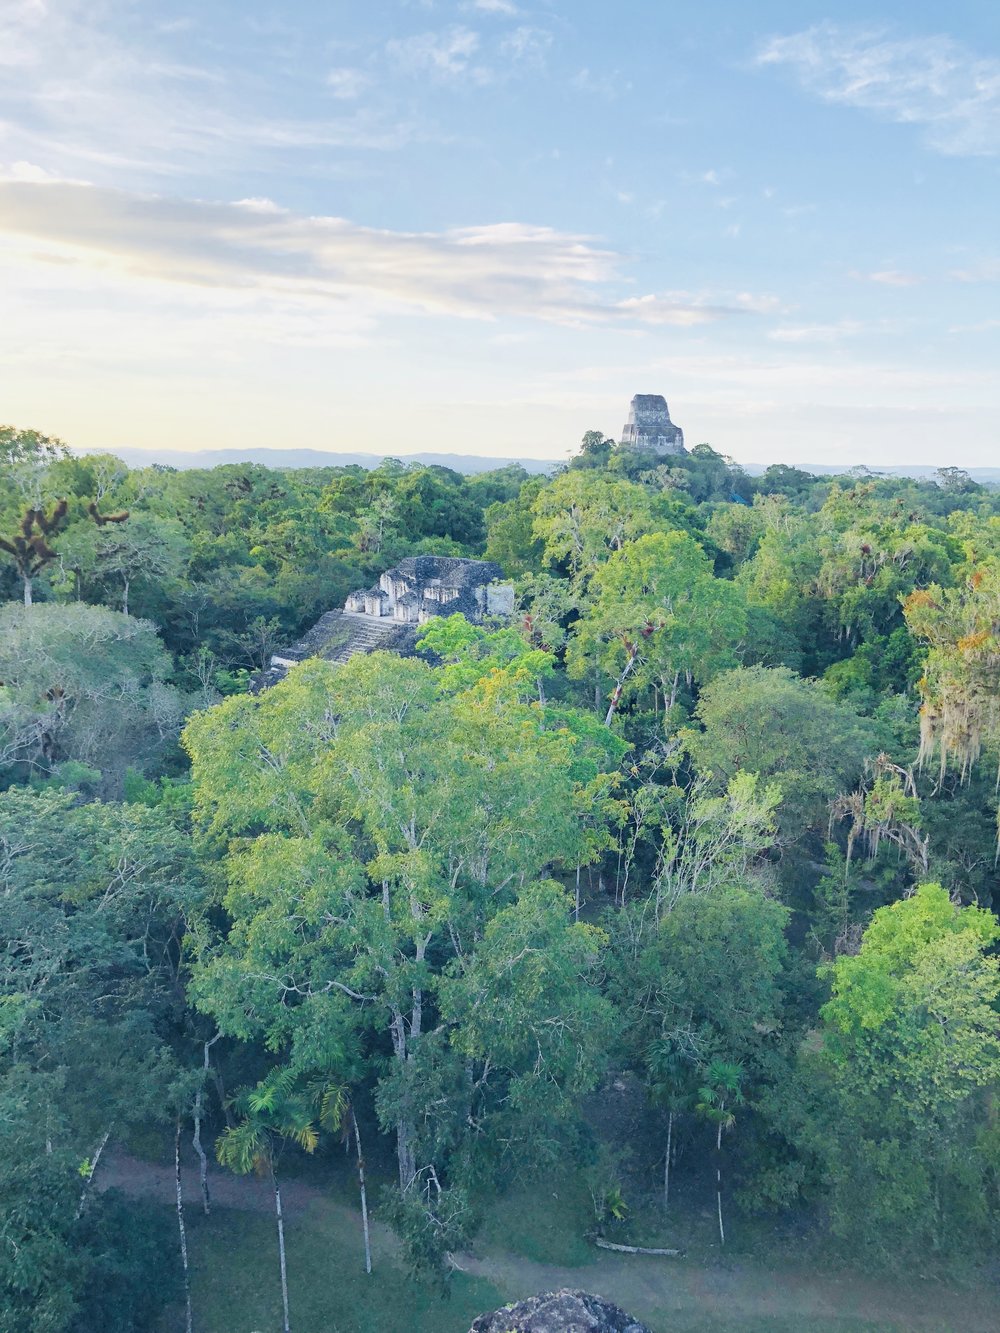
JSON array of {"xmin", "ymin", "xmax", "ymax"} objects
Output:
[{"xmin": 3, "ymin": 3, "xmax": 1000, "ymax": 466}]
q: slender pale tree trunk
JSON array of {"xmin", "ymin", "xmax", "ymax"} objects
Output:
[
  {"xmin": 174, "ymin": 1120, "xmax": 193, "ymax": 1333},
  {"xmin": 272, "ymin": 1166, "xmax": 291, "ymax": 1333},
  {"xmin": 122, "ymin": 578, "xmax": 130, "ymax": 617},
  {"xmin": 605, "ymin": 641, "xmax": 640, "ymax": 726},
  {"xmin": 192, "ymin": 1087, "xmax": 210, "ymax": 1216},
  {"xmin": 351, "ymin": 1107, "xmax": 373, "ymax": 1275},
  {"xmin": 715, "ymin": 1119, "xmax": 725, "ymax": 1246},
  {"xmin": 192, "ymin": 1032, "xmax": 221, "ymax": 1215},
  {"xmin": 23, "ymin": 575, "xmax": 32, "ymax": 607},
  {"xmin": 75, "ymin": 1126, "xmax": 112, "ymax": 1219},
  {"xmin": 663, "ymin": 1111, "xmax": 673, "ymax": 1212},
  {"xmin": 667, "ymin": 671, "xmax": 680, "ymax": 712}
]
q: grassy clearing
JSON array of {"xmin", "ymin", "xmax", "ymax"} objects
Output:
[
  {"xmin": 145, "ymin": 1146, "xmax": 997, "ymax": 1333},
  {"xmin": 475, "ymin": 1174, "xmax": 596, "ymax": 1268},
  {"xmin": 159, "ymin": 1191, "xmax": 995, "ymax": 1333},
  {"xmin": 169, "ymin": 1200, "xmax": 502, "ymax": 1333},
  {"xmin": 665, "ymin": 1317, "xmax": 914, "ymax": 1333}
]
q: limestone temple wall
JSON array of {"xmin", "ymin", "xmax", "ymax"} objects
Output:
[
  {"xmin": 345, "ymin": 555, "xmax": 512, "ymax": 626},
  {"xmin": 620, "ymin": 393, "xmax": 686, "ymax": 454},
  {"xmin": 260, "ymin": 557, "xmax": 515, "ymax": 688}
]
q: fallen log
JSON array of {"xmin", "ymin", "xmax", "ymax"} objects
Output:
[{"xmin": 593, "ymin": 1238, "xmax": 684, "ymax": 1257}]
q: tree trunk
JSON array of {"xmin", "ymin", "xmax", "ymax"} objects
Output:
[
  {"xmin": 122, "ymin": 578, "xmax": 129, "ymax": 617},
  {"xmin": 715, "ymin": 1120, "xmax": 725, "ymax": 1246},
  {"xmin": 604, "ymin": 641, "xmax": 640, "ymax": 726},
  {"xmin": 396, "ymin": 1116, "xmax": 417, "ymax": 1192},
  {"xmin": 175, "ymin": 1120, "xmax": 193, "ymax": 1333},
  {"xmin": 390, "ymin": 997, "xmax": 419, "ymax": 1191},
  {"xmin": 667, "ymin": 671, "xmax": 680, "ymax": 712},
  {"xmin": 210, "ymin": 1063, "xmax": 235, "ymax": 1130},
  {"xmin": 23, "ymin": 574, "xmax": 32, "ymax": 607},
  {"xmin": 272, "ymin": 1168, "xmax": 291, "ymax": 1333},
  {"xmin": 593, "ymin": 1238, "xmax": 683, "ymax": 1256},
  {"xmin": 192, "ymin": 1087, "xmax": 211, "ymax": 1216},
  {"xmin": 351, "ymin": 1107, "xmax": 373, "ymax": 1275},
  {"xmin": 193, "ymin": 1033, "xmax": 221, "ymax": 1215},
  {"xmin": 75, "ymin": 1126, "xmax": 112, "ymax": 1219},
  {"xmin": 664, "ymin": 1111, "xmax": 673, "ymax": 1212}
]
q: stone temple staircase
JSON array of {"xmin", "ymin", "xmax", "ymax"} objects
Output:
[
  {"xmin": 255, "ymin": 611, "xmax": 419, "ymax": 689},
  {"xmin": 319, "ymin": 611, "xmax": 417, "ymax": 665}
]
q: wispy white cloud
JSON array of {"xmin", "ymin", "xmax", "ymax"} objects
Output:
[
  {"xmin": 499, "ymin": 26, "xmax": 553, "ymax": 68},
  {"xmin": 571, "ymin": 67, "xmax": 632, "ymax": 99},
  {"xmin": 468, "ymin": 0, "xmax": 519, "ymax": 14},
  {"xmin": 326, "ymin": 67, "xmax": 370, "ymax": 100},
  {"xmin": 386, "ymin": 26, "xmax": 493, "ymax": 84},
  {"xmin": 863, "ymin": 269, "xmax": 923, "ymax": 287},
  {"xmin": 757, "ymin": 23, "xmax": 1000, "ymax": 156},
  {"xmin": 386, "ymin": 21, "xmax": 552, "ymax": 84},
  {"xmin": 155, "ymin": 17, "xmax": 197, "ymax": 36},
  {"xmin": 769, "ymin": 319, "xmax": 868, "ymax": 344},
  {"xmin": 0, "ymin": 179, "xmax": 778, "ymax": 331},
  {"xmin": 0, "ymin": 1, "xmax": 414, "ymax": 183},
  {"xmin": 951, "ymin": 258, "xmax": 1000, "ymax": 282},
  {"xmin": 947, "ymin": 318, "xmax": 1000, "ymax": 334}
]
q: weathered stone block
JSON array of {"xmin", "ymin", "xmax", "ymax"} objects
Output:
[
  {"xmin": 620, "ymin": 393, "xmax": 685, "ymax": 455},
  {"xmin": 468, "ymin": 1288, "xmax": 653, "ymax": 1333}
]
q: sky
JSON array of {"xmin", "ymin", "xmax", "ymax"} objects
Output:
[{"xmin": 2, "ymin": 2, "xmax": 1000, "ymax": 468}]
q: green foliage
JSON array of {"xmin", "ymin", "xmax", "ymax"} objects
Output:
[
  {"xmin": 532, "ymin": 472, "xmax": 700, "ymax": 581},
  {"xmin": 686, "ymin": 666, "xmax": 872, "ymax": 837},
  {"xmin": 70, "ymin": 1196, "xmax": 178, "ymax": 1333},
  {"xmin": 0, "ymin": 602, "xmax": 183, "ymax": 789},
  {"xmin": 568, "ymin": 530, "xmax": 747, "ymax": 720},
  {"xmin": 7, "ymin": 431, "xmax": 1000, "ymax": 1304},
  {"xmin": 185, "ymin": 649, "xmax": 622, "ymax": 1253},
  {"xmin": 800, "ymin": 884, "xmax": 1000, "ymax": 1262},
  {"xmin": 380, "ymin": 1180, "xmax": 475, "ymax": 1287},
  {"xmin": 696, "ymin": 1061, "xmax": 744, "ymax": 1136}
]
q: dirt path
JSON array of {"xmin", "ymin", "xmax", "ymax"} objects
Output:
[
  {"xmin": 101, "ymin": 1148, "xmax": 351, "ymax": 1220},
  {"xmin": 453, "ymin": 1248, "xmax": 997, "ymax": 1332},
  {"xmin": 102, "ymin": 1149, "xmax": 998, "ymax": 1332},
  {"xmin": 99, "ymin": 1146, "xmax": 401, "ymax": 1258}
]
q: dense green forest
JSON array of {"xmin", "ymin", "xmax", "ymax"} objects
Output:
[{"xmin": 4, "ymin": 422, "xmax": 1000, "ymax": 1332}]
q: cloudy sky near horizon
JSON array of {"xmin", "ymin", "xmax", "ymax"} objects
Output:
[{"xmin": 2, "ymin": 1, "xmax": 1000, "ymax": 467}]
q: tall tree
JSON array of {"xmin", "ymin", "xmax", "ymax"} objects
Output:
[
  {"xmin": 686, "ymin": 666, "xmax": 871, "ymax": 839},
  {"xmin": 695, "ymin": 1060, "xmax": 744, "ymax": 1246},
  {"xmin": 568, "ymin": 531, "xmax": 747, "ymax": 724},
  {"xmin": 186, "ymin": 649, "xmax": 620, "ymax": 1235},
  {"xmin": 0, "ymin": 603, "xmax": 183, "ymax": 788},
  {"xmin": 799, "ymin": 883, "xmax": 1000, "ymax": 1261}
]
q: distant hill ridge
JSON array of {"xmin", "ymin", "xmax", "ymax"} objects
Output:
[
  {"xmin": 74, "ymin": 446, "xmax": 559, "ymax": 474},
  {"xmin": 73, "ymin": 444, "xmax": 1000, "ymax": 483}
]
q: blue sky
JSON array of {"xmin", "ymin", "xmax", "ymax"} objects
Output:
[{"xmin": 2, "ymin": 1, "xmax": 999, "ymax": 466}]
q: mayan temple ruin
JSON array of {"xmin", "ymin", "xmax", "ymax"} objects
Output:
[
  {"xmin": 620, "ymin": 393, "xmax": 686, "ymax": 454},
  {"xmin": 259, "ymin": 555, "xmax": 515, "ymax": 687}
]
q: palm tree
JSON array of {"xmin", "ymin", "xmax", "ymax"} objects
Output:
[
  {"xmin": 695, "ymin": 1060, "xmax": 744, "ymax": 1247},
  {"xmin": 217, "ymin": 1067, "xmax": 346, "ymax": 1333},
  {"xmin": 646, "ymin": 1036, "xmax": 697, "ymax": 1213}
]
